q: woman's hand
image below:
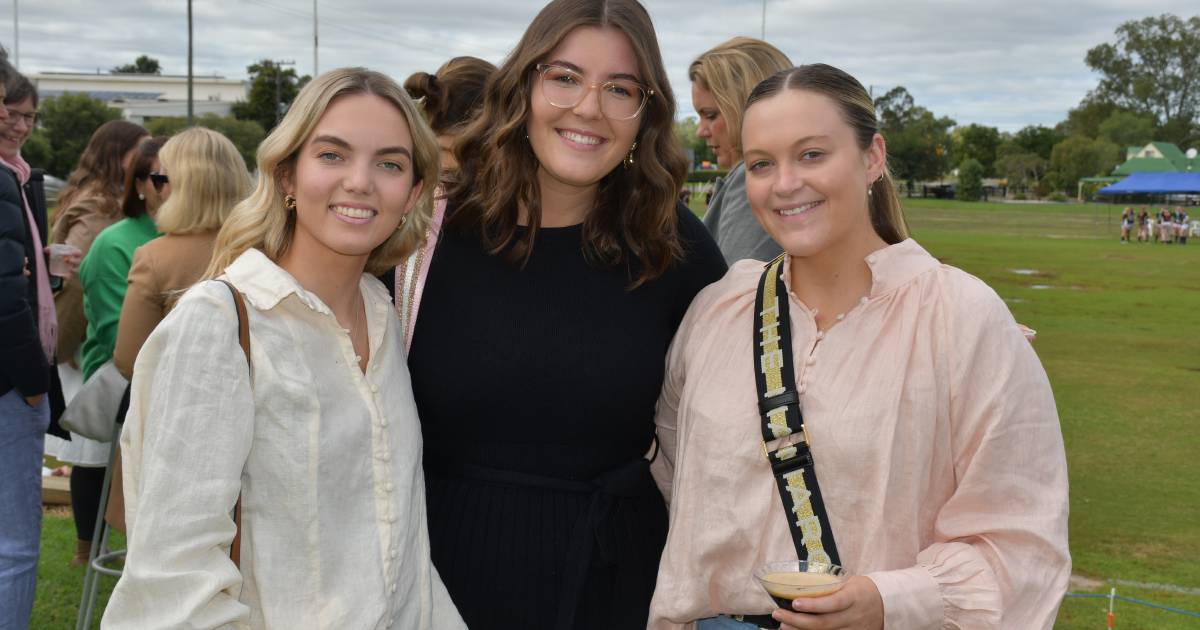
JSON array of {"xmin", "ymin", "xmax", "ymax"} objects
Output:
[{"xmin": 773, "ymin": 576, "xmax": 884, "ymax": 630}]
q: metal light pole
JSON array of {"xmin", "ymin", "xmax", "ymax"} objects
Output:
[
  {"xmin": 313, "ymin": 0, "xmax": 319, "ymax": 75},
  {"xmin": 274, "ymin": 60, "xmax": 296, "ymax": 126},
  {"xmin": 13, "ymin": 0, "xmax": 18, "ymax": 69},
  {"xmin": 187, "ymin": 0, "xmax": 194, "ymax": 125},
  {"xmin": 761, "ymin": 0, "xmax": 766, "ymax": 39}
]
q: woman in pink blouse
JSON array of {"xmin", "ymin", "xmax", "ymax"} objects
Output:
[{"xmin": 649, "ymin": 64, "xmax": 1070, "ymax": 630}]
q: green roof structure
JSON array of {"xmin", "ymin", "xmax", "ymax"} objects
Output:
[{"xmin": 1113, "ymin": 157, "xmax": 1178, "ymax": 176}]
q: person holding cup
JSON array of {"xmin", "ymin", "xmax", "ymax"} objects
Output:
[
  {"xmin": 649, "ymin": 64, "xmax": 1069, "ymax": 629},
  {"xmin": 0, "ymin": 53, "xmax": 54, "ymax": 629}
]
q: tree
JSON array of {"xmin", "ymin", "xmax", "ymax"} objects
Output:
[
  {"xmin": 875, "ymin": 86, "xmax": 956, "ymax": 191},
  {"xmin": 231, "ymin": 60, "xmax": 312, "ymax": 133},
  {"xmin": 954, "ymin": 124, "xmax": 1001, "ymax": 176},
  {"xmin": 1098, "ymin": 110, "xmax": 1156, "ymax": 147},
  {"xmin": 673, "ymin": 116, "xmax": 714, "ymax": 168},
  {"xmin": 1058, "ymin": 98, "xmax": 1125, "ymax": 139},
  {"xmin": 1084, "ymin": 14, "xmax": 1200, "ymax": 144},
  {"xmin": 1047, "ymin": 135, "xmax": 1121, "ymax": 192},
  {"xmin": 955, "ymin": 159, "xmax": 985, "ymax": 201},
  {"xmin": 36, "ymin": 94, "xmax": 122, "ymax": 178},
  {"xmin": 145, "ymin": 114, "xmax": 266, "ymax": 170},
  {"xmin": 995, "ymin": 149, "xmax": 1048, "ymax": 193},
  {"xmin": 1011, "ymin": 125, "xmax": 1063, "ymax": 160},
  {"xmin": 21, "ymin": 129, "xmax": 54, "ymax": 173},
  {"xmin": 112, "ymin": 55, "xmax": 162, "ymax": 74}
]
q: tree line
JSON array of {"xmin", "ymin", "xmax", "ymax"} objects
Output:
[
  {"xmin": 676, "ymin": 13, "xmax": 1199, "ymax": 201},
  {"xmin": 25, "ymin": 60, "xmax": 310, "ymax": 179}
]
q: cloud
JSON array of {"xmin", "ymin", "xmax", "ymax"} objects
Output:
[{"xmin": 9, "ymin": 0, "xmax": 1197, "ymax": 131}]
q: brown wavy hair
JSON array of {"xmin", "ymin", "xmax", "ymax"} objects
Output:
[
  {"xmin": 57, "ymin": 119, "xmax": 148, "ymax": 211},
  {"xmin": 447, "ymin": 0, "xmax": 687, "ymax": 288},
  {"xmin": 745, "ymin": 64, "xmax": 908, "ymax": 244},
  {"xmin": 404, "ymin": 56, "xmax": 497, "ymax": 136}
]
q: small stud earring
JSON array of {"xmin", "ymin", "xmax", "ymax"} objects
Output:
[
  {"xmin": 137, "ymin": 192, "xmax": 145, "ymax": 201},
  {"xmin": 284, "ymin": 194, "xmax": 297, "ymax": 210},
  {"xmin": 396, "ymin": 213, "xmax": 408, "ymax": 231}
]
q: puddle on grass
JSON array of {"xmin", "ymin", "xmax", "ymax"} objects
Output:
[{"xmin": 1010, "ymin": 269, "xmax": 1040, "ymax": 275}]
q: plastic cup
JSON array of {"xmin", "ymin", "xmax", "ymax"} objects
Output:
[
  {"xmin": 47, "ymin": 243, "xmax": 82, "ymax": 277},
  {"xmin": 754, "ymin": 560, "xmax": 847, "ymax": 608}
]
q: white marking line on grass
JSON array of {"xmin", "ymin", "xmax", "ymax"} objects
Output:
[
  {"xmin": 1031, "ymin": 285, "xmax": 1054, "ymax": 290},
  {"xmin": 1010, "ymin": 269, "xmax": 1040, "ymax": 275},
  {"xmin": 1070, "ymin": 574, "xmax": 1200, "ymax": 596},
  {"xmin": 1113, "ymin": 579, "xmax": 1200, "ymax": 596}
]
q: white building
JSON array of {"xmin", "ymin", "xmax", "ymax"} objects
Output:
[{"xmin": 31, "ymin": 72, "xmax": 248, "ymax": 125}]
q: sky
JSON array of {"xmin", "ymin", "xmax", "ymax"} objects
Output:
[{"xmin": 7, "ymin": 1, "xmax": 1196, "ymax": 132}]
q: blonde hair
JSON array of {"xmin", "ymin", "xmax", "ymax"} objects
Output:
[
  {"xmin": 154, "ymin": 128, "xmax": 252, "ymax": 234},
  {"xmin": 688, "ymin": 37, "xmax": 792, "ymax": 163},
  {"xmin": 204, "ymin": 67, "xmax": 439, "ymax": 279}
]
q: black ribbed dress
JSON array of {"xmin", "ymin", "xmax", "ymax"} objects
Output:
[{"xmin": 407, "ymin": 203, "xmax": 726, "ymax": 629}]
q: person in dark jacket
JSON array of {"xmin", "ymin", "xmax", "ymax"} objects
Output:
[{"xmin": 0, "ymin": 52, "xmax": 54, "ymax": 629}]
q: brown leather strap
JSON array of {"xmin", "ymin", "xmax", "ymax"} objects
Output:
[{"xmin": 218, "ymin": 279, "xmax": 250, "ymax": 568}]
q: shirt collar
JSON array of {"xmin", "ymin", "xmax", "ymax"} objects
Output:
[
  {"xmin": 222, "ymin": 248, "xmax": 389, "ymax": 316},
  {"xmin": 780, "ymin": 238, "xmax": 939, "ymax": 298}
]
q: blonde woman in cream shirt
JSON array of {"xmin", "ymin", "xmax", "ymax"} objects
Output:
[{"xmin": 102, "ymin": 68, "xmax": 464, "ymax": 629}]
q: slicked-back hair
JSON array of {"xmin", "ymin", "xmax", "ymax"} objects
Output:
[
  {"xmin": 447, "ymin": 0, "xmax": 688, "ymax": 288},
  {"xmin": 746, "ymin": 64, "xmax": 908, "ymax": 245}
]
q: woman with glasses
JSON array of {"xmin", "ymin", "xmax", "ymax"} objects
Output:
[
  {"xmin": 403, "ymin": 1, "xmax": 726, "ymax": 628},
  {"xmin": 111, "ymin": 128, "xmax": 250, "ymax": 381}
]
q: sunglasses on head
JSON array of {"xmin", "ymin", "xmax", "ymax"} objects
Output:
[{"xmin": 148, "ymin": 173, "xmax": 169, "ymax": 191}]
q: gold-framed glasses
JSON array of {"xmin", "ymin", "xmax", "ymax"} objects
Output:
[{"xmin": 535, "ymin": 63, "xmax": 653, "ymax": 121}]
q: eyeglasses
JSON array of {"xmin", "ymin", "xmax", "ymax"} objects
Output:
[
  {"xmin": 4, "ymin": 108, "xmax": 37, "ymax": 126},
  {"xmin": 148, "ymin": 173, "xmax": 169, "ymax": 191},
  {"xmin": 535, "ymin": 63, "xmax": 653, "ymax": 121}
]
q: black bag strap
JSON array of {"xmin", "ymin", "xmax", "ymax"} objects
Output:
[
  {"xmin": 753, "ymin": 255, "xmax": 841, "ymax": 567},
  {"xmin": 218, "ymin": 279, "xmax": 250, "ymax": 569}
]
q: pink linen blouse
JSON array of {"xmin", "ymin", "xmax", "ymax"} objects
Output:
[{"xmin": 649, "ymin": 239, "xmax": 1070, "ymax": 629}]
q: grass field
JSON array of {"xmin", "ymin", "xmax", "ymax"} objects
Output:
[{"xmin": 32, "ymin": 197, "xmax": 1199, "ymax": 628}]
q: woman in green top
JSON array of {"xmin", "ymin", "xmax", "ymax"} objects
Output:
[
  {"xmin": 68, "ymin": 136, "xmax": 168, "ymax": 565},
  {"xmin": 79, "ymin": 137, "xmax": 170, "ymax": 379}
]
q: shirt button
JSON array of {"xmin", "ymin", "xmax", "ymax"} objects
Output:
[
  {"xmin": 371, "ymin": 384, "xmax": 379, "ymax": 393},
  {"xmin": 815, "ymin": 331, "xmax": 825, "ymax": 341},
  {"xmin": 860, "ymin": 296, "xmax": 870, "ymax": 305},
  {"xmin": 390, "ymin": 583, "xmax": 397, "ymax": 594},
  {"xmin": 866, "ymin": 255, "xmax": 877, "ymax": 264},
  {"xmin": 391, "ymin": 549, "xmax": 399, "ymax": 559},
  {"xmin": 806, "ymin": 356, "xmax": 816, "ymax": 366},
  {"xmin": 376, "ymin": 451, "xmax": 390, "ymax": 462},
  {"xmin": 380, "ymin": 418, "xmax": 388, "ymax": 428},
  {"xmin": 389, "ymin": 515, "xmax": 398, "ymax": 523},
  {"xmin": 384, "ymin": 482, "xmax": 394, "ymax": 493}
]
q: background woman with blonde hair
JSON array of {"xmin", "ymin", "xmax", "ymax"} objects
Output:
[
  {"xmin": 691, "ymin": 37, "xmax": 792, "ymax": 263},
  {"xmin": 104, "ymin": 68, "xmax": 464, "ymax": 629},
  {"xmin": 112, "ymin": 126, "xmax": 251, "ymax": 380},
  {"xmin": 405, "ymin": 1, "xmax": 726, "ymax": 628}
]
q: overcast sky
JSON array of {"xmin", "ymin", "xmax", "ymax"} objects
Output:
[{"xmin": 8, "ymin": 1, "xmax": 1196, "ymax": 132}]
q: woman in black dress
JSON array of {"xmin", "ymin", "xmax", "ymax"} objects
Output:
[{"xmin": 403, "ymin": 1, "xmax": 727, "ymax": 627}]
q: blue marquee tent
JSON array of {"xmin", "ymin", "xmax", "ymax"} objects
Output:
[{"xmin": 1098, "ymin": 172, "xmax": 1200, "ymax": 194}]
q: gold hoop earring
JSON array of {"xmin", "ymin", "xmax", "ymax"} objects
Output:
[
  {"xmin": 284, "ymin": 194, "xmax": 297, "ymax": 211},
  {"xmin": 623, "ymin": 141, "xmax": 638, "ymax": 169}
]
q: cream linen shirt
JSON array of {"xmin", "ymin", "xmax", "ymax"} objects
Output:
[
  {"xmin": 103, "ymin": 249, "xmax": 465, "ymax": 630},
  {"xmin": 649, "ymin": 239, "xmax": 1070, "ymax": 630}
]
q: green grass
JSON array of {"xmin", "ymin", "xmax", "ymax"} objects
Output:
[
  {"xmin": 908, "ymin": 198, "xmax": 1200, "ymax": 629},
  {"xmin": 33, "ymin": 510, "xmax": 122, "ymax": 628},
  {"xmin": 32, "ymin": 198, "xmax": 1198, "ymax": 628}
]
